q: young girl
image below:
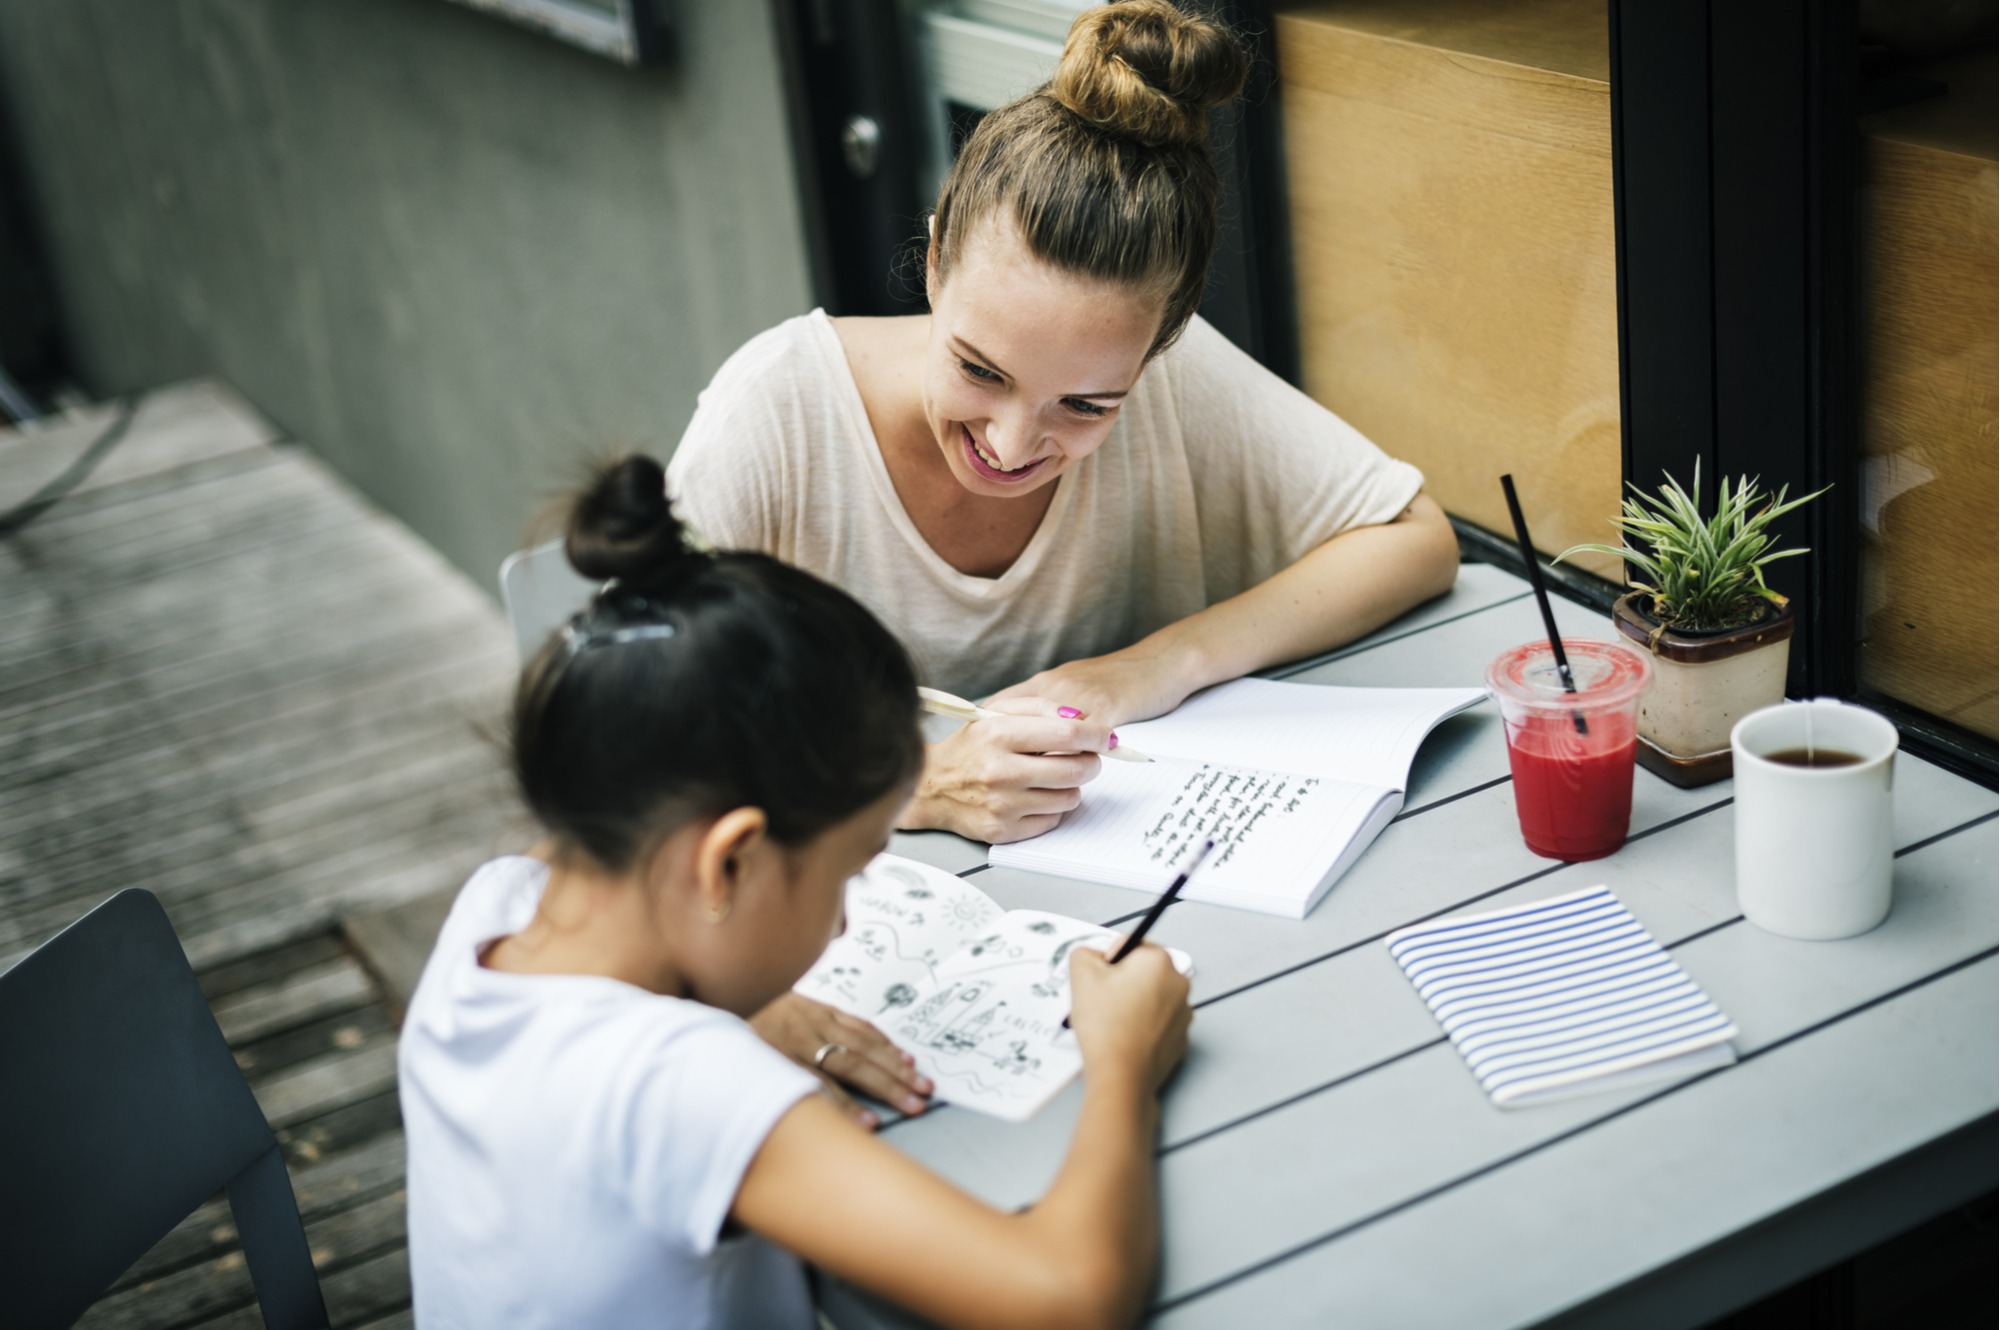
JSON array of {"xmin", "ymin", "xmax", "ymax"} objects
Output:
[
  {"xmin": 667, "ymin": 0, "xmax": 1461, "ymax": 846},
  {"xmin": 400, "ymin": 455, "xmax": 1193, "ymax": 1329}
]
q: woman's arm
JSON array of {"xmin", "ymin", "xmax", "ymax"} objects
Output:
[
  {"xmin": 991, "ymin": 493, "xmax": 1460, "ymax": 727},
  {"xmin": 903, "ymin": 496, "xmax": 1457, "ymax": 842},
  {"xmin": 733, "ymin": 946, "xmax": 1190, "ymax": 1330}
]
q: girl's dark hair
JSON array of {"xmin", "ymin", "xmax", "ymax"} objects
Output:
[
  {"xmin": 929, "ymin": 0, "xmax": 1250, "ymax": 359},
  {"xmin": 513, "ymin": 455, "xmax": 924, "ymax": 871}
]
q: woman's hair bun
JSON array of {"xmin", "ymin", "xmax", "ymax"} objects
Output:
[
  {"xmin": 1050, "ymin": 0, "xmax": 1249, "ymax": 150},
  {"xmin": 564, "ymin": 454, "xmax": 693, "ymax": 586}
]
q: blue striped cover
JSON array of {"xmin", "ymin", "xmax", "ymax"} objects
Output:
[{"xmin": 1386, "ymin": 886, "xmax": 1737, "ymax": 1108}]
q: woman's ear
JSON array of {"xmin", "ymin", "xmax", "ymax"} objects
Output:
[
  {"xmin": 924, "ymin": 214, "xmax": 940, "ymax": 292},
  {"xmin": 692, "ymin": 807, "xmax": 769, "ymax": 924}
]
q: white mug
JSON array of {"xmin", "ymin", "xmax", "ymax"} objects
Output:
[{"xmin": 1731, "ymin": 700, "xmax": 1899, "ymax": 940}]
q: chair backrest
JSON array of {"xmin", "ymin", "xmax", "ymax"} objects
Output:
[
  {"xmin": 499, "ymin": 539, "xmax": 597, "ymax": 662},
  {"xmin": 0, "ymin": 890, "xmax": 328, "ymax": 1330}
]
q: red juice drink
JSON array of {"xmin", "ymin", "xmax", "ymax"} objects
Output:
[{"xmin": 1486, "ymin": 640, "xmax": 1651, "ymax": 861}]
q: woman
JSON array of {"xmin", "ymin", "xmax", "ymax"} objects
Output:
[{"xmin": 669, "ymin": 0, "xmax": 1460, "ymax": 845}]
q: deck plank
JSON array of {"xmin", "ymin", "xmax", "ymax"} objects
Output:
[{"xmin": 212, "ymin": 957, "xmax": 375, "ymax": 1045}]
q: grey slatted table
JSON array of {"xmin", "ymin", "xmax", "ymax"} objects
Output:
[{"xmin": 828, "ymin": 562, "xmax": 1999, "ymax": 1330}]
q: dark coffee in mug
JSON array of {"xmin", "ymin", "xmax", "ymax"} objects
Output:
[{"xmin": 1764, "ymin": 747, "xmax": 1864, "ymax": 768}]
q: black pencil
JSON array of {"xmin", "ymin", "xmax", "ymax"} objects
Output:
[{"xmin": 1063, "ymin": 838, "xmax": 1215, "ymax": 1029}]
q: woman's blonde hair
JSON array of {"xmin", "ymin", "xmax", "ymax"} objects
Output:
[{"xmin": 928, "ymin": 0, "xmax": 1249, "ymax": 359}]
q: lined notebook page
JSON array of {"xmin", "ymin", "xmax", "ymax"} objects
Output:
[
  {"xmin": 1116, "ymin": 679, "xmax": 1486, "ymax": 789},
  {"xmin": 1386, "ymin": 886, "xmax": 1737, "ymax": 1108},
  {"xmin": 991, "ymin": 756, "xmax": 1387, "ymax": 912}
]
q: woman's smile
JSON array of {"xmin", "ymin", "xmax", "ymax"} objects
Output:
[{"xmin": 961, "ymin": 425, "xmax": 1048, "ymax": 483}]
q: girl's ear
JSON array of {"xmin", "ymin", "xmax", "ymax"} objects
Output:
[
  {"xmin": 924, "ymin": 215, "xmax": 940, "ymax": 293},
  {"xmin": 692, "ymin": 807, "xmax": 769, "ymax": 923}
]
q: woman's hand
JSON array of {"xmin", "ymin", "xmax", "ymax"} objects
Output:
[
  {"xmin": 751, "ymin": 993, "xmax": 933, "ymax": 1126},
  {"xmin": 900, "ymin": 698, "xmax": 1116, "ymax": 844},
  {"xmin": 985, "ymin": 645, "xmax": 1196, "ymax": 730},
  {"xmin": 1066, "ymin": 943, "xmax": 1192, "ymax": 1096}
]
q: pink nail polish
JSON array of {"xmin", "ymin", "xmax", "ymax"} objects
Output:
[
  {"xmin": 1058, "ymin": 706, "xmax": 1083, "ymax": 719},
  {"xmin": 1109, "ymin": 732, "xmax": 1120, "ymax": 750}
]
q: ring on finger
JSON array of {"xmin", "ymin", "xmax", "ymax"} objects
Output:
[{"xmin": 812, "ymin": 1041, "xmax": 846, "ymax": 1070}]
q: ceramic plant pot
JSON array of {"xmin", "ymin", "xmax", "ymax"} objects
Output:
[{"xmin": 1611, "ymin": 592, "xmax": 1794, "ymax": 787}]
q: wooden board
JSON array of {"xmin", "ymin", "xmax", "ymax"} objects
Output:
[
  {"xmin": 0, "ymin": 380, "xmax": 522, "ymax": 974},
  {"xmin": 1275, "ymin": 0, "xmax": 1624, "ymax": 580}
]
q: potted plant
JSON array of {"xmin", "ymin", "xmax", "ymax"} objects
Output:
[{"xmin": 1557, "ymin": 465, "xmax": 1828, "ymax": 787}]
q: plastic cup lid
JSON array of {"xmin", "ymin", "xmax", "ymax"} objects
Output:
[{"xmin": 1486, "ymin": 638, "xmax": 1651, "ymax": 712}]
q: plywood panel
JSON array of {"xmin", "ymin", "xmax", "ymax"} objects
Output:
[
  {"xmin": 1276, "ymin": 0, "xmax": 1623, "ymax": 580},
  {"xmin": 1857, "ymin": 49, "xmax": 1999, "ymax": 739}
]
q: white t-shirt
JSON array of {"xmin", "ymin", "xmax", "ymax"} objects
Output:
[
  {"xmin": 667, "ymin": 310, "xmax": 1425, "ymax": 700},
  {"xmin": 400, "ymin": 856, "xmax": 821, "ymax": 1330}
]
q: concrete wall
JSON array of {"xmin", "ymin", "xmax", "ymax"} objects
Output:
[{"xmin": 0, "ymin": 0, "xmax": 813, "ymax": 586}]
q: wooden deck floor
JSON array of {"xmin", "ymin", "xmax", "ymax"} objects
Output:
[{"xmin": 2, "ymin": 381, "xmax": 525, "ymax": 1327}]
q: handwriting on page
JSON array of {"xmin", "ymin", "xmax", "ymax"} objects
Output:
[{"xmin": 1142, "ymin": 765, "xmax": 1322, "ymax": 869}]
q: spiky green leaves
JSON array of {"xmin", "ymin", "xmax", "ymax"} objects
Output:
[{"xmin": 1556, "ymin": 462, "xmax": 1829, "ymax": 632}]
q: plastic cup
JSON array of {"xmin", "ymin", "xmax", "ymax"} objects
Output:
[{"xmin": 1486, "ymin": 640, "xmax": 1653, "ymax": 861}]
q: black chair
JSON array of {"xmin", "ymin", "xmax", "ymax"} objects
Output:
[{"xmin": 0, "ymin": 889, "xmax": 329, "ymax": 1330}]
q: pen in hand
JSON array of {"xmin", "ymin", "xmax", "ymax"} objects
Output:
[
  {"xmin": 1063, "ymin": 837, "xmax": 1215, "ymax": 1029},
  {"xmin": 917, "ymin": 686, "xmax": 1153, "ymax": 762}
]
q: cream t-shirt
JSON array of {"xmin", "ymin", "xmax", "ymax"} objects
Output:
[{"xmin": 667, "ymin": 310, "xmax": 1425, "ymax": 700}]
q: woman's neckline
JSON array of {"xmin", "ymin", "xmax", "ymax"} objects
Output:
[{"xmin": 812, "ymin": 310, "xmax": 1078, "ymax": 598}]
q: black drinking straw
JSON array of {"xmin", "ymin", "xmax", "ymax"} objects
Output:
[{"xmin": 1499, "ymin": 474, "xmax": 1588, "ymax": 735}]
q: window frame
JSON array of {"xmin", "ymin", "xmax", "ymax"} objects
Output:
[{"xmin": 1604, "ymin": 0, "xmax": 1993, "ymax": 785}]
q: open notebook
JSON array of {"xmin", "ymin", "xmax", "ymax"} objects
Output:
[
  {"xmin": 796, "ymin": 855, "xmax": 1191, "ymax": 1122},
  {"xmin": 989, "ymin": 678, "xmax": 1485, "ymax": 918}
]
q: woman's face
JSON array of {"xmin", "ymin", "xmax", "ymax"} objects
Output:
[{"xmin": 923, "ymin": 223, "xmax": 1162, "ymax": 499}]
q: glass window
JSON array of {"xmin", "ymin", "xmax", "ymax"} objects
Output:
[{"xmin": 1855, "ymin": 40, "xmax": 1997, "ymax": 739}]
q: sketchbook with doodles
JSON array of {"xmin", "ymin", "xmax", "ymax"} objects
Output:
[
  {"xmin": 796, "ymin": 855, "xmax": 1191, "ymax": 1122},
  {"xmin": 989, "ymin": 678, "xmax": 1486, "ymax": 919}
]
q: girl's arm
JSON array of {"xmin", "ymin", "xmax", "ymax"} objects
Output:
[
  {"xmin": 990, "ymin": 493, "xmax": 1461, "ymax": 728},
  {"xmin": 732, "ymin": 946, "xmax": 1190, "ymax": 1330}
]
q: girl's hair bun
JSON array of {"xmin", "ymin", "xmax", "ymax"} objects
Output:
[
  {"xmin": 564, "ymin": 454, "xmax": 693, "ymax": 586},
  {"xmin": 1050, "ymin": 0, "xmax": 1249, "ymax": 150}
]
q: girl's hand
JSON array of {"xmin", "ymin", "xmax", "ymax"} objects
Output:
[
  {"xmin": 901, "ymin": 698, "xmax": 1115, "ymax": 844},
  {"xmin": 986, "ymin": 647, "xmax": 1195, "ymax": 730},
  {"xmin": 1066, "ymin": 944, "xmax": 1192, "ymax": 1096},
  {"xmin": 751, "ymin": 994, "xmax": 933, "ymax": 1124}
]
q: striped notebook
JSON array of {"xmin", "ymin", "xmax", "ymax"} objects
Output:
[{"xmin": 1386, "ymin": 886, "xmax": 1737, "ymax": 1108}]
